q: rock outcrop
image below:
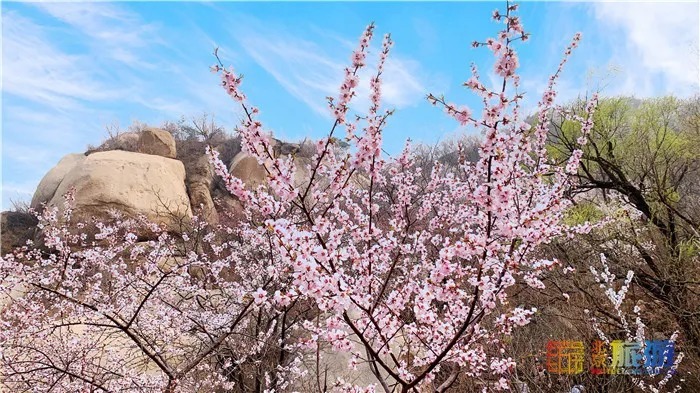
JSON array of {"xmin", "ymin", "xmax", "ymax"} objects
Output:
[
  {"xmin": 228, "ymin": 144, "xmax": 310, "ymax": 190},
  {"xmin": 30, "ymin": 153, "xmax": 86, "ymax": 209},
  {"xmin": 39, "ymin": 150, "xmax": 191, "ymax": 234},
  {"xmin": 20, "ymin": 135, "xmax": 330, "ymax": 244},
  {"xmin": 137, "ymin": 128, "xmax": 177, "ymax": 159},
  {"xmin": 228, "ymin": 153, "xmax": 268, "ymax": 188}
]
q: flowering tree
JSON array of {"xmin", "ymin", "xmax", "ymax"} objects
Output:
[
  {"xmin": 208, "ymin": 2, "xmax": 596, "ymax": 391},
  {"xmin": 1, "ymin": 2, "xmax": 610, "ymax": 392},
  {"xmin": 0, "ymin": 193, "xmax": 307, "ymax": 392}
]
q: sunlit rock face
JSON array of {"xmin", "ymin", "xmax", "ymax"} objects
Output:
[{"xmin": 40, "ymin": 150, "xmax": 192, "ymax": 235}]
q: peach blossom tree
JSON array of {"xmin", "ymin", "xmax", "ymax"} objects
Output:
[
  {"xmin": 1, "ymin": 2, "xmax": 604, "ymax": 392},
  {"xmin": 207, "ymin": 1, "xmax": 596, "ymax": 391}
]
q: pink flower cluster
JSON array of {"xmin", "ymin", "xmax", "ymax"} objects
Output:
[
  {"xmin": 219, "ymin": 66, "xmax": 246, "ymax": 102},
  {"xmin": 369, "ymin": 34, "xmax": 393, "ymax": 113},
  {"xmin": 330, "ymin": 24, "xmax": 375, "ymax": 123}
]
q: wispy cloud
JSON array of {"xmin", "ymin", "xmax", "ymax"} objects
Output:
[
  {"xmin": 231, "ymin": 20, "xmax": 430, "ymax": 117},
  {"xmin": 2, "ymin": 11, "xmax": 121, "ymax": 111},
  {"xmin": 591, "ymin": 2, "xmax": 699, "ymax": 97},
  {"xmin": 237, "ymin": 32, "xmax": 340, "ymax": 115},
  {"xmin": 33, "ymin": 2, "xmax": 162, "ymax": 69},
  {"xmin": 358, "ymin": 56, "xmax": 427, "ymax": 111}
]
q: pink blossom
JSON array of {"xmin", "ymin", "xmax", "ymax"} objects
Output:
[{"xmin": 253, "ymin": 288, "xmax": 267, "ymax": 304}]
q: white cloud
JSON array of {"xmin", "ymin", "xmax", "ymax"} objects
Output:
[
  {"xmin": 237, "ymin": 33, "xmax": 340, "ymax": 115},
  {"xmin": 592, "ymin": 2, "xmax": 700, "ymax": 97},
  {"xmin": 358, "ymin": 56, "xmax": 427, "ymax": 111},
  {"xmin": 2, "ymin": 11, "xmax": 121, "ymax": 110},
  {"xmin": 232, "ymin": 23, "xmax": 430, "ymax": 117},
  {"xmin": 33, "ymin": 2, "xmax": 162, "ymax": 68}
]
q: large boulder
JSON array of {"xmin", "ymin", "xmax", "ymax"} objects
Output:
[
  {"xmin": 30, "ymin": 153, "xmax": 86, "ymax": 209},
  {"xmin": 223, "ymin": 150, "xmax": 310, "ymax": 221},
  {"xmin": 229, "ymin": 153, "xmax": 268, "ymax": 188},
  {"xmin": 48, "ymin": 151, "xmax": 192, "ymax": 234},
  {"xmin": 228, "ymin": 147, "xmax": 310, "ymax": 191},
  {"xmin": 137, "ymin": 128, "xmax": 177, "ymax": 159}
]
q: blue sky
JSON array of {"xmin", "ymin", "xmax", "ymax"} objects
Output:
[{"xmin": 2, "ymin": 1, "xmax": 699, "ymax": 210}]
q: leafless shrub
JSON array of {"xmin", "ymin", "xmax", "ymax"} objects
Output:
[{"xmin": 162, "ymin": 113, "xmax": 228, "ymax": 143}]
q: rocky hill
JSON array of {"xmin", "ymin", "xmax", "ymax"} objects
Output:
[{"xmin": 0, "ymin": 127, "xmax": 307, "ymax": 253}]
